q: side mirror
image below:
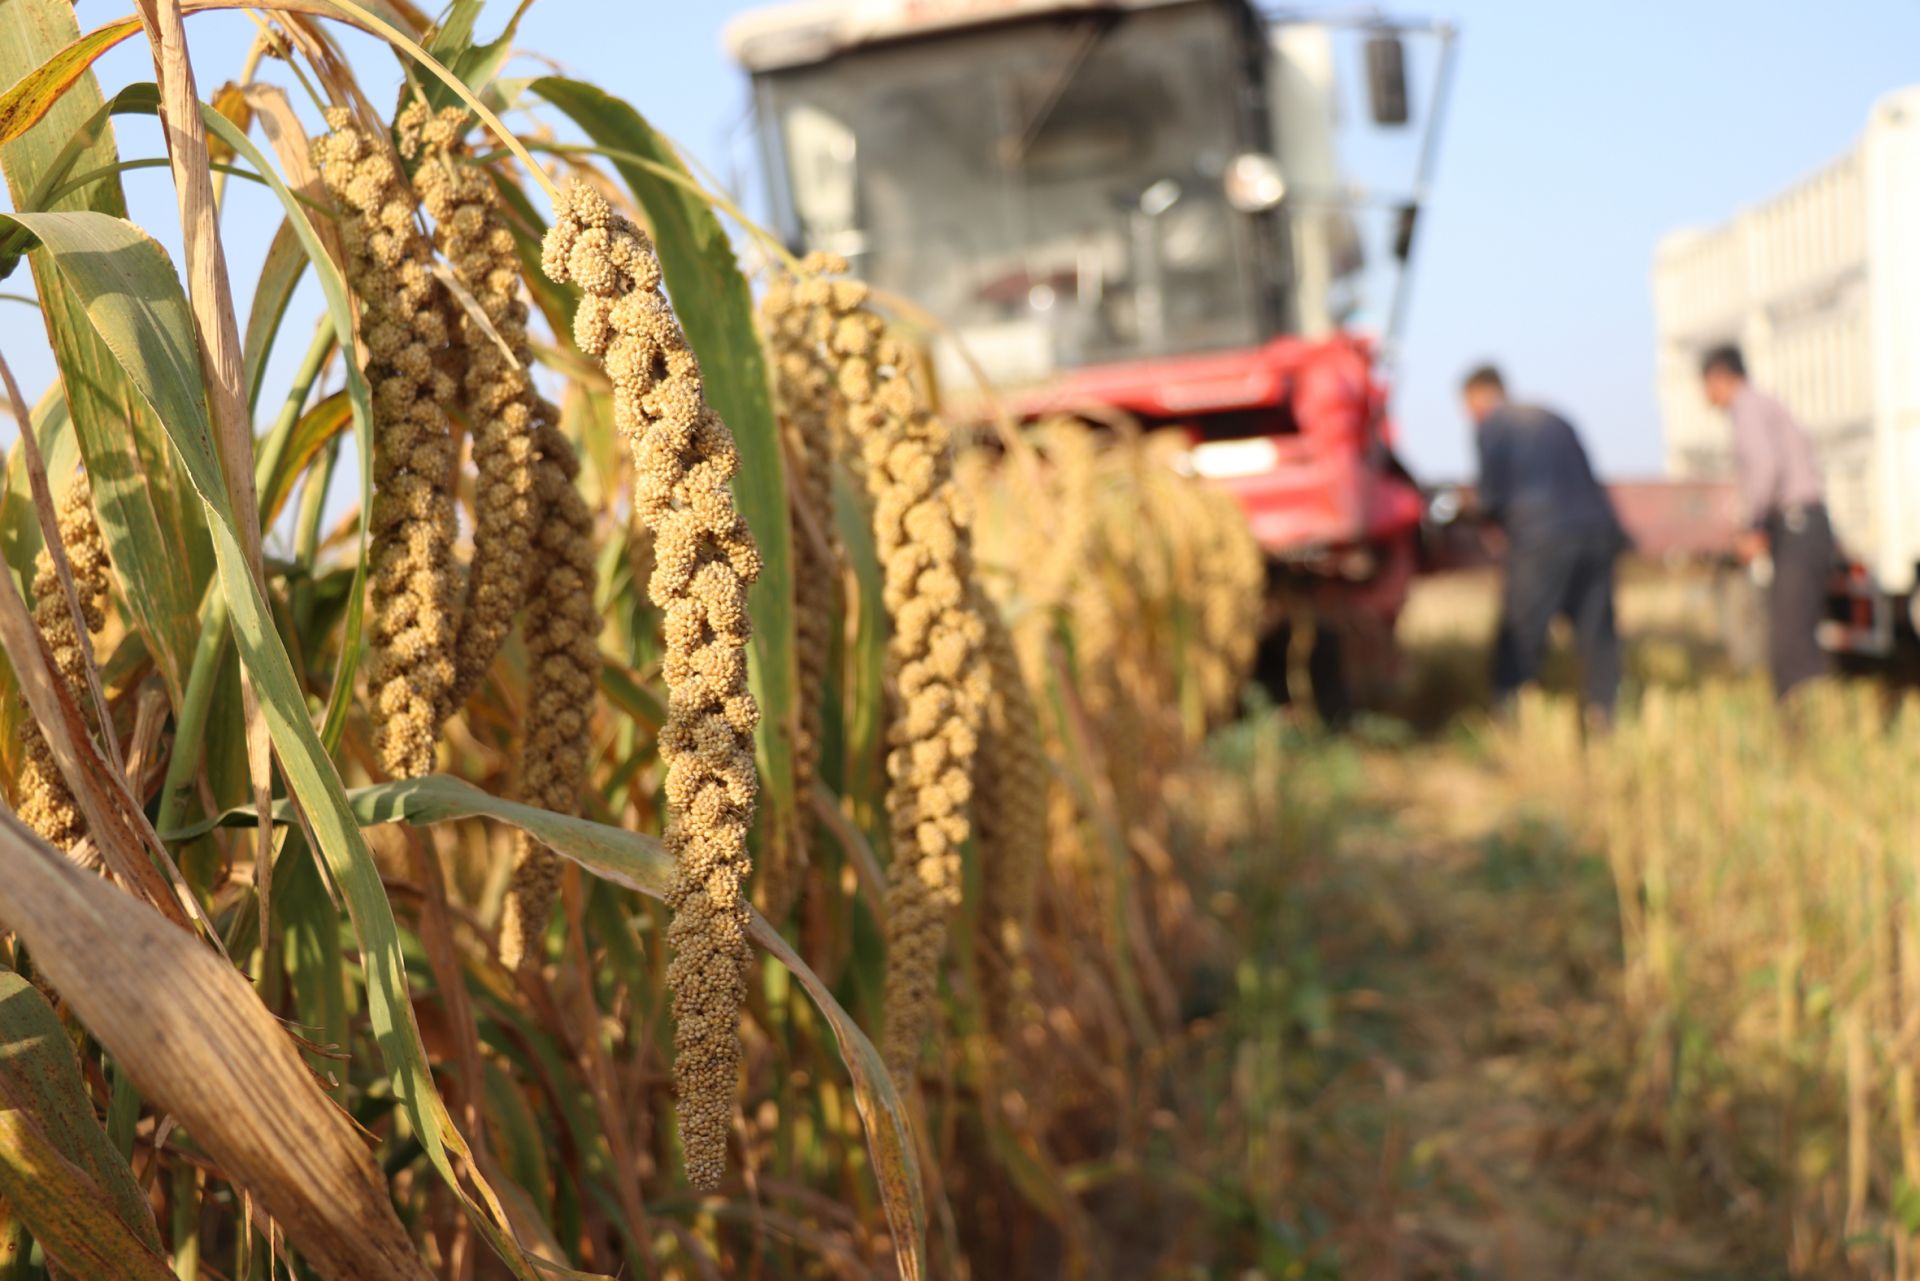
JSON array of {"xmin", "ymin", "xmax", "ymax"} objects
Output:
[
  {"xmin": 1365, "ymin": 32, "xmax": 1410, "ymax": 126},
  {"xmin": 1392, "ymin": 203, "xmax": 1418, "ymax": 261}
]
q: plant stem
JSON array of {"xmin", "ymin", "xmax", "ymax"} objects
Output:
[
  {"xmin": 106, "ymin": 1061, "xmax": 140, "ymax": 1159},
  {"xmin": 0, "ymin": 1207, "xmax": 28, "ymax": 1281},
  {"xmin": 209, "ymin": 33, "xmax": 273, "ymax": 211},
  {"xmin": 170, "ymin": 1164, "xmax": 199, "ymax": 1280},
  {"xmin": 289, "ymin": 439, "xmax": 339, "ymax": 643},
  {"xmin": 155, "ymin": 591, "xmax": 231, "ymax": 843}
]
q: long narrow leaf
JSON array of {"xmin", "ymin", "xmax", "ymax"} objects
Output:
[
  {"xmin": 533, "ymin": 77, "xmax": 802, "ymax": 891},
  {"xmin": 0, "ymin": 972, "xmax": 164, "ymax": 1260},
  {"xmin": 16, "ymin": 83, "xmax": 376, "ymax": 752},
  {"xmin": 0, "ymin": 208, "xmax": 557, "ymax": 1281},
  {"xmin": 0, "ymin": 817, "xmax": 433, "ymax": 1281},
  {"xmin": 0, "ymin": 0, "xmax": 211, "ymax": 709},
  {"xmin": 260, "ymin": 390, "xmax": 351, "ymax": 528},
  {"xmin": 0, "ymin": 386, "xmax": 74, "ymax": 781},
  {"xmin": 0, "ymin": 15, "xmax": 140, "ymax": 144},
  {"xmin": 192, "ymin": 773, "xmax": 932, "ymax": 1281},
  {"xmin": 195, "ymin": 103, "xmax": 373, "ymax": 752},
  {"xmin": 0, "ymin": 358, "xmax": 198, "ymax": 931},
  {"xmin": 0, "ymin": 385, "xmax": 74, "ymax": 601},
  {"xmin": 0, "ymin": 1111, "xmax": 173, "ymax": 1281},
  {"xmin": 238, "ymin": 82, "xmax": 347, "ymax": 411},
  {"xmin": 242, "ymin": 218, "xmax": 310, "ymax": 412}
]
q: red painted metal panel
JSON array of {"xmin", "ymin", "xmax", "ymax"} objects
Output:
[
  {"xmin": 992, "ymin": 333, "xmax": 1421, "ymax": 559},
  {"xmin": 1605, "ymin": 480, "xmax": 1741, "ymax": 559}
]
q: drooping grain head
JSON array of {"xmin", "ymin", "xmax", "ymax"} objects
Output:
[
  {"xmin": 757, "ymin": 266, "xmax": 848, "ymax": 922},
  {"xmin": 395, "ymin": 103, "xmax": 599, "ymax": 970},
  {"xmin": 315, "ymin": 107, "xmax": 458, "ymax": 781},
  {"xmin": 1135, "ymin": 444, "xmax": 1265, "ymax": 734},
  {"xmin": 781, "ymin": 269, "xmax": 989, "ymax": 1083},
  {"xmin": 497, "ymin": 406, "xmax": 602, "ymax": 973},
  {"xmin": 397, "ymin": 102, "xmax": 543, "ymax": 720},
  {"xmin": 15, "ymin": 476, "xmax": 111, "ymax": 852},
  {"xmin": 970, "ymin": 586, "xmax": 1048, "ymax": 1029},
  {"xmin": 542, "ymin": 181, "xmax": 760, "ymax": 1188}
]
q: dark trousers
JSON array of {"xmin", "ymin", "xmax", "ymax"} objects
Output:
[
  {"xmin": 1765, "ymin": 504, "xmax": 1834, "ymax": 700},
  {"xmin": 1492, "ymin": 529, "xmax": 1622, "ymax": 716}
]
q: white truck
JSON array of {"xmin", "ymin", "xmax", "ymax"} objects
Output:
[{"xmin": 1652, "ymin": 86, "xmax": 1920, "ymax": 656}]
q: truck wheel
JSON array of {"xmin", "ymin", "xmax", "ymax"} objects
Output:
[
  {"xmin": 1255, "ymin": 621, "xmax": 1293, "ymax": 708},
  {"xmin": 1254, "ymin": 617, "xmax": 1358, "ymax": 727},
  {"xmin": 1308, "ymin": 625, "xmax": 1354, "ymax": 729}
]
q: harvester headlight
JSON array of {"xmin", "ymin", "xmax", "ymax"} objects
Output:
[
  {"xmin": 1225, "ymin": 153, "xmax": 1286, "ymax": 213},
  {"xmin": 1191, "ymin": 437, "xmax": 1280, "ymax": 479}
]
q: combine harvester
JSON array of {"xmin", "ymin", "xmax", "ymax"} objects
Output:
[
  {"xmin": 1654, "ymin": 87, "xmax": 1920, "ymax": 667},
  {"xmin": 727, "ymin": 0, "xmax": 1457, "ymax": 717}
]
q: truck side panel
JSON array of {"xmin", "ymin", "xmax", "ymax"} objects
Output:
[
  {"xmin": 1651, "ymin": 87, "xmax": 1920, "ymax": 601},
  {"xmin": 1865, "ymin": 91, "xmax": 1920, "ymax": 603}
]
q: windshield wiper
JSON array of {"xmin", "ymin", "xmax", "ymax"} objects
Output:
[{"xmin": 1009, "ymin": 13, "xmax": 1119, "ymax": 167}]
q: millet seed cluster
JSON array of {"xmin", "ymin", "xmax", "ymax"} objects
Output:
[
  {"xmin": 398, "ymin": 103, "xmax": 543, "ymax": 719},
  {"xmin": 315, "ymin": 108, "xmax": 459, "ymax": 782},
  {"xmin": 805, "ymin": 271, "xmax": 988, "ymax": 1083},
  {"xmin": 758, "ymin": 265, "xmax": 849, "ymax": 923},
  {"xmin": 15, "ymin": 477, "xmax": 110, "ymax": 851},
  {"xmin": 542, "ymin": 181, "xmax": 761, "ymax": 1189},
  {"xmin": 396, "ymin": 104, "xmax": 600, "ymax": 970}
]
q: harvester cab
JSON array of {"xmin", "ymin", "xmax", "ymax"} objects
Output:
[{"xmin": 728, "ymin": 0, "xmax": 1457, "ymax": 715}]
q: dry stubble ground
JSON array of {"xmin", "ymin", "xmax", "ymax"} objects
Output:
[{"xmin": 1232, "ymin": 565, "xmax": 1792, "ymax": 1279}]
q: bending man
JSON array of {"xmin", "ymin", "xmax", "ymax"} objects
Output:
[{"xmin": 1462, "ymin": 365, "xmax": 1627, "ymax": 725}]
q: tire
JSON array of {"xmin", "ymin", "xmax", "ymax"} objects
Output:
[
  {"xmin": 1252, "ymin": 618, "xmax": 1354, "ymax": 728},
  {"xmin": 1308, "ymin": 625, "xmax": 1354, "ymax": 728},
  {"xmin": 1255, "ymin": 621, "xmax": 1293, "ymax": 707}
]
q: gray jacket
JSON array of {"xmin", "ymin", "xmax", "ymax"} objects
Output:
[{"xmin": 1729, "ymin": 384, "xmax": 1824, "ymax": 529}]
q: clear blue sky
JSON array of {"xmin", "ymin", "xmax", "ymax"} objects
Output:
[{"xmin": 16, "ymin": 0, "xmax": 1920, "ymax": 488}]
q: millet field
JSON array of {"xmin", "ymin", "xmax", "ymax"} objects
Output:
[{"xmin": 0, "ymin": 3, "xmax": 1912, "ymax": 1278}]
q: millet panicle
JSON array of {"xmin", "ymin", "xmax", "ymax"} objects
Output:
[
  {"xmin": 757, "ymin": 262, "xmax": 848, "ymax": 922},
  {"xmin": 15, "ymin": 477, "xmax": 111, "ymax": 851},
  {"xmin": 395, "ymin": 104, "xmax": 601, "ymax": 966},
  {"xmin": 970, "ymin": 586, "xmax": 1048, "ymax": 1028},
  {"xmin": 397, "ymin": 102, "xmax": 544, "ymax": 717},
  {"xmin": 496, "ymin": 406, "xmax": 603, "ymax": 972},
  {"xmin": 542, "ymin": 181, "xmax": 761, "ymax": 1189},
  {"xmin": 804, "ymin": 268, "xmax": 988, "ymax": 1082},
  {"xmin": 315, "ymin": 108, "xmax": 459, "ymax": 780}
]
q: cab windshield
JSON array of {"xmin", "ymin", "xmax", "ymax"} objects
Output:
[{"xmin": 754, "ymin": 3, "xmax": 1279, "ymax": 388}]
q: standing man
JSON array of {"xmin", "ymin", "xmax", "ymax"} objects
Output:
[
  {"xmin": 1699, "ymin": 345, "xmax": 1833, "ymax": 700},
  {"xmin": 1461, "ymin": 365, "xmax": 1627, "ymax": 725}
]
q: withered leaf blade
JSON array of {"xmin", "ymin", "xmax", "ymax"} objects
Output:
[
  {"xmin": 0, "ymin": 970, "xmax": 166, "ymax": 1276},
  {"xmin": 0, "ymin": 807, "xmax": 434, "ymax": 1281},
  {"xmin": 0, "ymin": 1109, "xmax": 173, "ymax": 1280},
  {"xmin": 194, "ymin": 774, "xmax": 932, "ymax": 1281}
]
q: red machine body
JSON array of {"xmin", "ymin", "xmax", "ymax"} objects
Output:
[
  {"xmin": 1028, "ymin": 334, "xmax": 1424, "ymax": 549},
  {"xmin": 730, "ymin": 0, "xmax": 1457, "ymax": 703},
  {"xmin": 1005, "ymin": 331, "xmax": 1426, "ymax": 624}
]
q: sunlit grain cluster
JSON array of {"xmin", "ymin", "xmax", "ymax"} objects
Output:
[
  {"xmin": 0, "ymin": 12, "xmax": 1279, "ymax": 1277},
  {"xmin": 14, "ymin": 477, "xmax": 109, "ymax": 852},
  {"xmin": 544, "ymin": 180, "xmax": 762, "ymax": 1188},
  {"xmin": 759, "ymin": 263, "xmax": 846, "ymax": 921},
  {"xmin": 315, "ymin": 107, "xmax": 460, "ymax": 781}
]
